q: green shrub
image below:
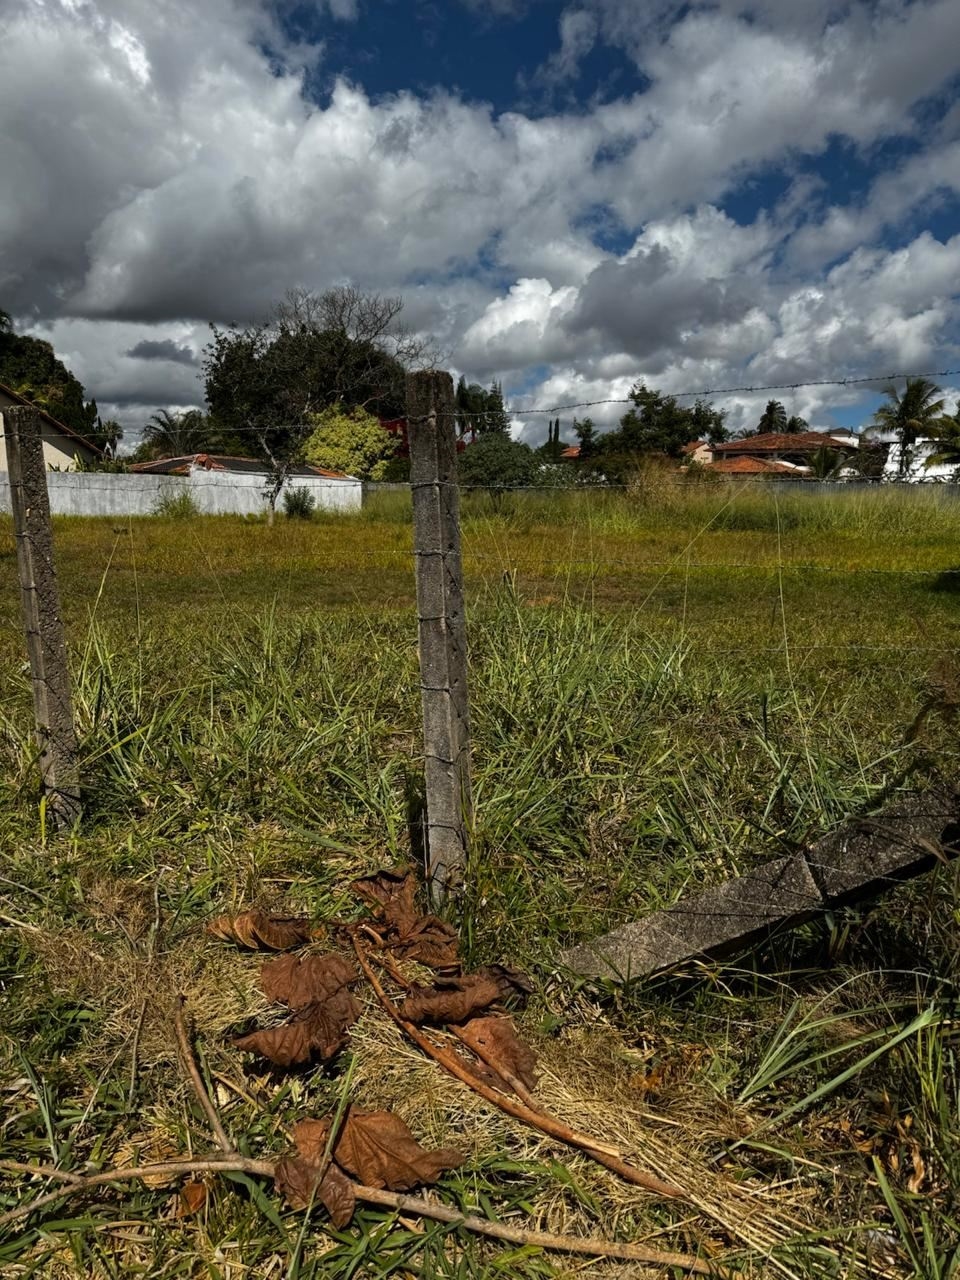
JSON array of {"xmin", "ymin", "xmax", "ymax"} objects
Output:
[
  {"xmin": 152, "ymin": 489, "xmax": 199, "ymax": 519},
  {"xmin": 282, "ymin": 486, "xmax": 316, "ymax": 519},
  {"xmin": 456, "ymin": 434, "xmax": 539, "ymax": 489},
  {"xmin": 304, "ymin": 405, "xmax": 397, "ymax": 480}
]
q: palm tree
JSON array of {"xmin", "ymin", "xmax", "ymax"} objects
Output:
[
  {"xmin": 809, "ymin": 445, "xmax": 847, "ymax": 479},
  {"xmin": 141, "ymin": 408, "xmax": 210, "ymax": 458},
  {"xmin": 924, "ymin": 405, "xmax": 960, "ymax": 477},
  {"xmin": 870, "ymin": 378, "xmax": 947, "ymax": 478}
]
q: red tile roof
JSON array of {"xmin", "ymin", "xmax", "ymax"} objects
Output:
[
  {"xmin": 560, "ymin": 444, "xmax": 580, "ymax": 459},
  {"xmin": 707, "ymin": 456, "xmax": 799, "ymax": 475},
  {"xmin": 715, "ymin": 430, "xmax": 851, "ymax": 454}
]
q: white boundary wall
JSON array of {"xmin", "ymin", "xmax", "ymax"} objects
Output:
[{"xmin": 0, "ymin": 469, "xmax": 361, "ymax": 517}]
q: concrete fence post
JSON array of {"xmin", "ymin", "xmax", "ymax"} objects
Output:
[
  {"xmin": 406, "ymin": 371, "xmax": 473, "ymax": 905},
  {"xmin": 2, "ymin": 406, "xmax": 81, "ymax": 828}
]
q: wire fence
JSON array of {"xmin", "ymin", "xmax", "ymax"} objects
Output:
[{"xmin": 6, "ymin": 360, "xmax": 960, "ymax": 447}]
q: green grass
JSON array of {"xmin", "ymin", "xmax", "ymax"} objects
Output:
[{"xmin": 1, "ymin": 483, "xmax": 959, "ymax": 1277}]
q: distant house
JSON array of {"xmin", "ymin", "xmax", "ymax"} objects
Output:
[
  {"xmin": 680, "ymin": 439, "xmax": 713, "ymax": 466},
  {"xmin": 0, "ymin": 383, "xmax": 103, "ymax": 471},
  {"xmin": 709, "ymin": 430, "xmax": 856, "ymax": 475},
  {"xmin": 858, "ymin": 427, "xmax": 959, "ymax": 483},
  {"xmin": 129, "ymin": 453, "xmax": 349, "ymax": 479},
  {"xmin": 560, "ymin": 444, "xmax": 581, "ymax": 461}
]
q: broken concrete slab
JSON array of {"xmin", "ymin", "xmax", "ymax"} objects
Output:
[
  {"xmin": 805, "ymin": 785, "xmax": 959, "ymax": 903},
  {"xmin": 561, "ymin": 854, "xmax": 822, "ymax": 983},
  {"xmin": 561, "ymin": 785, "xmax": 959, "ymax": 984}
]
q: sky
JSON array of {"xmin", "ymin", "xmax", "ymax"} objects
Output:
[{"xmin": 2, "ymin": 0, "xmax": 960, "ymax": 446}]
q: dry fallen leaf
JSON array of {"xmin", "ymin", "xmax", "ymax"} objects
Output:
[
  {"xmin": 274, "ymin": 1157, "xmax": 357, "ymax": 1226},
  {"xmin": 906, "ymin": 1143, "xmax": 926, "ymax": 1195},
  {"xmin": 260, "ymin": 952, "xmax": 359, "ymax": 1011},
  {"xmin": 476, "ymin": 964, "xmax": 536, "ymax": 1001},
  {"xmin": 351, "ymin": 867, "xmax": 419, "ymax": 936},
  {"xmin": 400, "ymin": 974, "xmax": 503, "ymax": 1025},
  {"xmin": 292, "ymin": 1107, "xmax": 464, "ymax": 1192},
  {"xmin": 234, "ymin": 997, "xmax": 358, "ymax": 1066},
  {"xmin": 458, "ymin": 1015, "xmax": 538, "ymax": 1094},
  {"xmin": 176, "ymin": 1181, "xmax": 208, "ymax": 1217},
  {"xmin": 206, "ymin": 910, "xmax": 318, "ymax": 950},
  {"xmin": 350, "ymin": 867, "xmax": 459, "ymax": 969}
]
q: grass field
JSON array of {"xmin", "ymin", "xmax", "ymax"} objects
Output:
[{"xmin": 1, "ymin": 482, "xmax": 959, "ymax": 1278}]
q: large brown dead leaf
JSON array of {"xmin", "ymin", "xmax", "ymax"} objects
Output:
[
  {"xmin": 206, "ymin": 910, "xmax": 317, "ymax": 950},
  {"xmin": 351, "ymin": 867, "xmax": 419, "ymax": 936},
  {"xmin": 234, "ymin": 997, "xmax": 357, "ymax": 1066},
  {"xmin": 274, "ymin": 1157, "xmax": 357, "ymax": 1226},
  {"xmin": 458, "ymin": 1016, "xmax": 538, "ymax": 1094},
  {"xmin": 477, "ymin": 964, "xmax": 536, "ymax": 1001},
  {"xmin": 292, "ymin": 1107, "xmax": 464, "ymax": 1192},
  {"xmin": 350, "ymin": 867, "xmax": 458, "ymax": 969},
  {"xmin": 400, "ymin": 974, "xmax": 503, "ymax": 1025},
  {"xmin": 260, "ymin": 952, "xmax": 358, "ymax": 1011}
]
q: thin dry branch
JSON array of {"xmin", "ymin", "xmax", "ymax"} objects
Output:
[
  {"xmin": 375, "ymin": 947, "xmax": 545, "ymax": 1111},
  {"xmin": 0, "ymin": 1157, "xmax": 723, "ymax": 1274},
  {"xmin": 0, "ymin": 1158, "xmax": 274, "ymax": 1230},
  {"xmin": 174, "ymin": 995, "xmax": 235, "ymax": 1155},
  {"xmin": 350, "ymin": 936, "xmax": 685, "ymax": 1199}
]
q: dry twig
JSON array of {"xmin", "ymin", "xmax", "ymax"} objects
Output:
[
  {"xmin": 0, "ymin": 1157, "xmax": 722, "ymax": 1273},
  {"xmin": 350, "ymin": 935, "xmax": 685, "ymax": 1199},
  {"xmin": 174, "ymin": 995, "xmax": 236, "ymax": 1155}
]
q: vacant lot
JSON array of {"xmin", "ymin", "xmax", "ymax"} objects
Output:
[{"xmin": 1, "ymin": 483, "xmax": 959, "ymax": 1278}]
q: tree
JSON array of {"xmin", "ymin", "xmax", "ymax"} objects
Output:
[
  {"xmin": 0, "ymin": 312, "xmax": 99, "ymax": 440},
  {"xmin": 574, "ymin": 417, "xmax": 599, "ymax": 459},
  {"xmin": 538, "ymin": 418, "xmax": 565, "ymax": 461},
  {"xmin": 601, "ymin": 383, "xmax": 727, "ymax": 460},
  {"xmin": 483, "ymin": 380, "xmax": 511, "ymax": 434},
  {"xmin": 203, "ymin": 287, "xmax": 432, "ymax": 519},
  {"xmin": 92, "ymin": 416, "xmax": 123, "ymax": 457},
  {"xmin": 456, "ymin": 434, "xmax": 538, "ymax": 490},
  {"xmin": 137, "ymin": 408, "xmax": 214, "ymax": 459},
  {"xmin": 870, "ymin": 377, "xmax": 947, "ymax": 478},
  {"xmin": 809, "ymin": 446, "xmax": 846, "ymax": 479},
  {"xmin": 756, "ymin": 400, "xmax": 788, "ymax": 435},
  {"xmin": 924, "ymin": 405, "xmax": 960, "ymax": 476},
  {"xmin": 303, "ymin": 405, "xmax": 397, "ymax": 480},
  {"xmin": 689, "ymin": 398, "xmax": 730, "ymax": 445},
  {"xmin": 785, "ymin": 414, "xmax": 808, "ymax": 434},
  {"xmin": 455, "ymin": 377, "xmax": 487, "ymax": 439}
]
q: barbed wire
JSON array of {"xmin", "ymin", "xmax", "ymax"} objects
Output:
[
  {"xmin": 2, "ymin": 477, "xmax": 959, "ymax": 495},
  {"xmin": 4, "ymin": 364, "xmax": 960, "ymax": 448}
]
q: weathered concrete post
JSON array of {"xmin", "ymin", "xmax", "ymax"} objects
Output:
[
  {"xmin": 406, "ymin": 371, "xmax": 473, "ymax": 904},
  {"xmin": 3, "ymin": 406, "xmax": 81, "ymax": 828}
]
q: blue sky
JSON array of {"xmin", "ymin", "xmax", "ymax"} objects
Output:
[{"xmin": 2, "ymin": 0, "xmax": 959, "ymax": 440}]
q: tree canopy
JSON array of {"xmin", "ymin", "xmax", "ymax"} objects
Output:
[
  {"xmin": 303, "ymin": 405, "xmax": 396, "ymax": 480},
  {"xmin": 133, "ymin": 408, "xmax": 221, "ymax": 461},
  {"xmin": 871, "ymin": 378, "xmax": 947, "ymax": 443},
  {"xmin": 456, "ymin": 433, "xmax": 539, "ymax": 489},
  {"xmin": 0, "ymin": 310, "xmax": 118, "ymax": 451},
  {"xmin": 574, "ymin": 417, "xmax": 599, "ymax": 459},
  {"xmin": 870, "ymin": 377, "xmax": 948, "ymax": 477},
  {"xmin": 455, "ymin": 377, "xmax": 511, "ymax": 437},
  {"xmin": 203, "ymin": 287, "xmax": 427, "ymax": 469},
  {"xmin": 597, "ymin": 383, "xmax": 727, "ymax": 461},
  {"xmin": 924, "ymin": 404, "xmax": 960, "ymax": 474},
  {"xmin": 756, "ymin": 399, "xmax": 787, "ymax": 434}
]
